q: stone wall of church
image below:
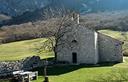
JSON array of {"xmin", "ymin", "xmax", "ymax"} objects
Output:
[
  {"xmin": 57, "ymin": 25, "xmax": 99, "ymax": 64},
  {"xmin": 98, "ymin": 33, "xmax": 123, "ymax": 63}
]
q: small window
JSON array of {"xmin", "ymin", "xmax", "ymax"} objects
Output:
[
  {"xmin": 115, "ymin": 43, "xmax": 120, "ymax": 46},
  {"xmin": 72, "ymin": 40, "xmax": 77, "ymax": 43}
]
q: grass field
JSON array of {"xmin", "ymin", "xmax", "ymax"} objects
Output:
[
  {"xmin": 31, "ymin": 57, "xmax": 128, "ymax": 82},
  {"xmin": 98, "ymin": 30, "xmax": 128, "ymax": 42},
  {"xmin": 0, "ymin": 38, "xmax": 54, "ymax": 61},
  {"xmin": 1, "ymin": 59, "xmax": 128, "ymax": 82}
]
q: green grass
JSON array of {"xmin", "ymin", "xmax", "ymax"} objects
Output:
[
  {"xmin": 98, "ymin": 30, "xmax": 124, "ymax": 39},
  {"xmin": 33, "ymin": 57, "xmax": 128, "ymax": 82},
  {"xmin": 30, "ymin": 57, "xmax": 128, "ymax": 82},
  {"xmin": 0, "ymin": 79, "xmax": 9, "ymax": 82},
  {"xmin": 32, "ymin": 66, "xmax": 112, "ymax": 82},
  {"xmin": 1, "ymin": 59, "xmax": 128, "ymax": 82},
  {"xmin": 0, "ymin": 38, "xmax": 54, "ymax": 61}
]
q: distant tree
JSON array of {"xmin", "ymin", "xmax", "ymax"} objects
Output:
[{"xmin": 2, "ymin": 10, "xmax": 128, "ymax": 44}]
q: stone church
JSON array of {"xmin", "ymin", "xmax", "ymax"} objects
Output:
[{"xmin": 56, "ymin": 24, "xmax": 123, "ymax": 64}]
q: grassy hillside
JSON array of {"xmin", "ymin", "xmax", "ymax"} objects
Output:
[
  {"xmin": 98, "ymin": 30, "xmax": 126, "ymax": 40},
  {"xmin": 0, "ymin": 29, "xmax": 128, "ymax": 61},
  {"xmin": 0, "ymin": 38, "xmax": 54, "ymax": 61},
  {"xmin": 0, "ymin": 30, "xmax": 128, "ymax": 82}
]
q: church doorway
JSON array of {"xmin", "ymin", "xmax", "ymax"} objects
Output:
[{"xmin": 72, "ymin": 52, "xmax": 77, "ymax": 63}]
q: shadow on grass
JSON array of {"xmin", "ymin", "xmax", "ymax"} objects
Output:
[
  {"xmin": 0, "ymin": 79, "xmax": 9, "ymax": 82},
  {"xmin": 32, "ymin": 62, "xmax": 116, "ymax": 76},
  {"xmin": 40, "ymin": 57, "xmax": 55, "ymax": 61},
  {"xmin": 32, "ymin": 65, "xmax": 85, "ymax": 76}
]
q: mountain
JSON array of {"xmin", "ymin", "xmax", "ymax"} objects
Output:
[
  {"xmin": 0, "ymin": 0, "xmax": 50, "ymax": 17},
  {"xmin": 1, "ymin": 0, "xmax": 128, "ymax": 17},
  {"xmin": 0, "ymin": 0, "xmax": 83, "ymax": 26},
  {"xmin": 1, "ymin": 0, "xmax": 128, "ymax": 27},
  {"xmin": 76, "ymin": 0, "xmax": 128, "ymax": 15}
]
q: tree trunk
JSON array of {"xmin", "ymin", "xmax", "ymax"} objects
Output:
[
  {"xmin": 43, "ymin": 60, "xmax": 49, "ymax": 82},
  {"xmin": 53, "ymin": 46, "xmax": 57, "ymax": 62},
  {"xmin": 44, "ymin": 65, "xmax": 47, "ymax": 77}
]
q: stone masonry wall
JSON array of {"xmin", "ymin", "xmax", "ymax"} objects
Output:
[
  {"xmin": 57, "ymin": 25, "xmax": 99, "ymax": 64},
  {"xmin": 98, "ymin": 33, "xmax": 123, "ymax": 63},
  {"xmin": 0, "ymin": 56, "xmax": 44, "ymax": 76}
]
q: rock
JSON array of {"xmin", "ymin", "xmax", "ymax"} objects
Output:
[{"xmin": 0, "ymin": 56, "xmax": 44, "ymax": 77}]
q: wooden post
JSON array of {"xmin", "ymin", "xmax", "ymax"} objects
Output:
[
  {"xmin": 28, "ymin": 74, "xmax": 31, "ymax": 82},
  {"xmin": 43, "ymin": 60, "xmax": 49, "ymax": 82},
  {"xmin": 35, "ymin": 71, "xmax": 38, "ymax": 80},
  {"xmin": 77, "ymin": 14, "xmax": 80, "ymax": 24},
  {"xmin": 44, "ymin": 65, "xmax": 47, "ymax": 77},
  {"xmin": 43, "ymin": 76, "xmax": 49, "ymax": 82},
  {"xmin": 22, "ymin": 76, "xmax": 25, "ymax": 82}
]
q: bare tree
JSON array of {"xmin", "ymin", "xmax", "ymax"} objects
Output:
[
  {"xmin": 31, "ymin": 8, "xmax": 78, "ymax": 82},
  {"xmin": 33, "ymin": 8, "xmax": 77, "ymax": 61}
]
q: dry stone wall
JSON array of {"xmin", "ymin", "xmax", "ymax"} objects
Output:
[{"xmin": 0, "ymin": 56, "xmax": 44, "ymax": 76}]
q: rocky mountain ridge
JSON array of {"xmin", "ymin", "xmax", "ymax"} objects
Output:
[
  {"xmin": 1, "ymin": 0, "xmax": 128, "ymax": 17},
  {"xmin": 1, "ymin": 0, "xmax": 128, "ymax": 27},
  {"xmin": 0, "ymin": 0, "xmax": 50, "ymax": 17}
]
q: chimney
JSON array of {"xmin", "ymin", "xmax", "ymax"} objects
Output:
[
  {"xmin": 76, "ymin": 14, "xmax": 80, "ymax": 24},
  {"xmin": 71, "ymin": 13, "xmax": 80, "ymax": 24}
]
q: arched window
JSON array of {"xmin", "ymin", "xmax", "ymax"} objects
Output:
[{"xmin": 72, "ymin": 40, "xmax": 77, "ymax": 43}]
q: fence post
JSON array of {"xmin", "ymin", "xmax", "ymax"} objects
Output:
[
  {"xmin": 28, "ymin": 74, "xmax": 30, "ymax": 82},
  {"xmin": 35, "ymin": 71, "xmax": 38, "ymax": 80},
  {"xmin": 22, "ymin": 76, "xmax": 25, "ymax": 82}
]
